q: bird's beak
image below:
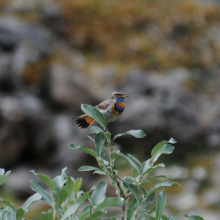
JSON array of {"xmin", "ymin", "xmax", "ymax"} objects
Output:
[{"xmin": 122, "ymin": 93, "xmax": 129, "ymax": 97}]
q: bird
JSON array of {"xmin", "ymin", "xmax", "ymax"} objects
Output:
[{"xmin": 74, "ymin": 91, "xmax": 128, "ymax": 129}]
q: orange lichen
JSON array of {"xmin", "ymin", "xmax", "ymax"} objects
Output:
[{"xmin": 60, "ymin": 0, "xmax": 220, "ymax": 70}]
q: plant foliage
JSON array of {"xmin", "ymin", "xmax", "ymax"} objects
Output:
[{"xmin": 0, "ymin": 105, "xmax": 204, "ymax": 220}]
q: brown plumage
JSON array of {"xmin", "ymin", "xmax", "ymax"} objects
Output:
[{"xmin": 74, "ymin": 91, "xmax": 128, "ymax": 129}]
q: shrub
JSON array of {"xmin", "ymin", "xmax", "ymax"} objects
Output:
[{"xmin": 0, "ymin": 104, "xmax": 204, "ymax": 220}]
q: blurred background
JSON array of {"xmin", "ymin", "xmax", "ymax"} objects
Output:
[{"xmin": 0, "ymin": 0, "xmax": 220, "ymax": 219}]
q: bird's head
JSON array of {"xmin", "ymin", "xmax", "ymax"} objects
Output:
[{"xmin": 109, "ymin": 91, "xmax": 128, "ymax": 103}]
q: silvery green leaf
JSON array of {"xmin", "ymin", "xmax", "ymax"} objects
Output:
[
  {"xmin": 113, "ymin": 130, "xmax": 146, "ymax": 140},
  {"xmin": 95, "ymin": 133, "xmax": 106, "ymax": 157},
  {"xmin": 91, "ymin": 181, "xmax": 107, "ymax": 206},
  {"xmin": 78, "ymin": 166, "xmax": 99, "ymax": 172},
  {"xmin": 69, "ymin": 144, "xmax": 96, "ymax": 158},
  {"xmin": 156, "ymin": 191, "xmax": 167, "ymax": 220},
  {"xmin": 60, "ymin": 203, "xmax": 80, "ymax": 220},
  {"xmin": 147, "ymin": 181, "xmax": 180, "ymax": 197},
  {"xmin": 22, "ymin": 193, "xmax": 42, "ymax": 211},
  {"xmin": 30, "ymin": 180, "xmax": 53, "ymax": 208},
  {"xmin": 30, "ymin": 170, "xmax": 54, "ymax": 191},
  {"xmin": 153, "ymin": 144, "xmax": 174, "ymax": 163},
  {"xmin": 96, "ymin": 197, "xmax": 124, "ymax": 211},
  {"xmin": 0, "ymin": 171, "xmax": 11, "ymax": 186},
  {"xmin": 81, "ymin": 104, "xmax": 106, "ymax": 129}
]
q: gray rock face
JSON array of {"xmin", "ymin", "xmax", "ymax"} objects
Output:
[
  {"xmin": 114, "ymin": 68, "xmax": 201, "ymax": 155},
  {"xmin": 48, "ymin": 64, "xmax": 96, "ymax": 108}
]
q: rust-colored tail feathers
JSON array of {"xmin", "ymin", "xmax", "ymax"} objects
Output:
[{"xmin": 74, "ymin": 114, "xmax": 95, "ymax": 129}]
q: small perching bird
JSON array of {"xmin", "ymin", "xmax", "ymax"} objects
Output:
[{"xmin": 74, "ymin": 91, "xmax": 128, "ymax": 129}]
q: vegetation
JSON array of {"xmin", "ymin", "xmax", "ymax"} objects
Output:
[{"xmin": 0, "ymin": 104, "xmax": 204, "ymax": 220}]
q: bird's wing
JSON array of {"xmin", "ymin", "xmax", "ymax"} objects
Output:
[{"xmin": 96, "ymin": 99, "xmax": 111, "ymax": 110}]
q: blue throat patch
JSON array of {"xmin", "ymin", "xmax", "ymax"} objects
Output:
[
  {"xmin": 117, "ymin": 97, "xmax": 125, "ymax": 102},
  {"xmin": 114, "ymin": 97, "xmax": 125, "ymax": 113}
]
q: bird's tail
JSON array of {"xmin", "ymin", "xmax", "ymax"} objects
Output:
[{"xmin": 74, "ymin": 114, "xmax": 95, "ymax": 129}]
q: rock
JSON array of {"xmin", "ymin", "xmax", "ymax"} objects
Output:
[
  {"xmin": 154, "ymin": 165, "xmax": 189, "ymax": 180},
  {"xmin": 191, "ymin": 166, "xmax": 208, "ymax": 181},
  {"xmin": 202, "ymin": 188, "xmax": 220, "ymax": 207},
  {"xmin": 0, "ymin": 93, "xmax": 57, "ymax": 168},
  {"xmin": 5, "ymin": 167, "xmax": 34, "ymax": 197},
  {"xmin": 170, "ymin": 191, "xmax": 200, "ymax": 211},
  {"xmin": 206, "ymin": 119, "xmax": 220, "ymax": 147},
  {"xmin": 0, "ymin": 96, "xmax": 28, "ymax": 167},
  {"xmin": 47, "ymin": 64, "xmax": 97, "ymax": 109},
  {"xmin": 0, "ymin": 16, "xmax": 52, "ymax": 87},
  {"xmin": 210, "ymin": 153, "xmax": 220, "ymax": 187},
  {"xmin": 115, "ymin": 68, "xmax": 201, "ymax": 155}
]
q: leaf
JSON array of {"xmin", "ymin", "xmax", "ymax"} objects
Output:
[
  {"xmin": 120, "ymin": 153, "xmax": 140, "ymax": 173},
  {"xmin": 16, "ymin": 208, "xmax": 25, "ymax": 220},
  {"xmin": 127, "ymin": 154, "xmax": 141, "ymax": 166},
  {"xmin": 113, "ymin": 130, "xmax": 146, "ymax": 140},
  {"xmin": 142, "ymin": 192, "xmax": 155, "ymax": 210},
  {"xmin": 143, "ymin": 163, "xmax": 165, "ymax": 176},
  {"xmin": 89, "ymin": 126, "xmax": 104, "ymax": 134},
  {"xmin": 22, "ymin": 193, "xmax": 42, "ymax": 211},
  {"xmin": 96, "ymin": 197, "xmax": 124, "ymax": 211},
  {"xmin": 147, "ymin": 181, "xmax": 180, "ymax": 197},
  {"xmin": 161, "ymin": 215, "xmax": 169, "ymax": 220},
  {"xmin": 73, "ymin": 178, "xmax": 82, "ymax": 194},
  {"xmin": 105, "ymin": 132, "xmax": 111, "ymax": 139},
  {"xmin": 89, "ymin": 126, "xmax": 111, "ymax": 139},
  {"xmin": 95, "ymin": 133, "xmax": 106, "ymax": 157},
  {"xmin": 151, "ymin": 138, "xmax": 177, "ymax": 158},
  {"xmin": 53, "ymin": 167, "xmax": 67, "ymax": 188},
  {"xmin": 0, "ymin": 197, "xmax": 16, "ymax": 211},
  {"xmin": 30, "ymin": 180, "xmax": 54, "ymax": 208},
  {"xmin": 78, "ymin": 166, "xmax": 99, "ymax": 172},
  {"xmin": 156, "ymin": 191, "xmax": 167, "ymax": 220},
  {"xmin": 83, "ymin": 192, "xmax": 92, "ymax": 200},
  {"xmin": 66, "ymin": 176, "xmax": 74, "ymax": 197},
  {"xmin": 123, "ymin": 181, "xmax": 140, "ymax": 204},
  {"xmin": 169, "ymin": 214, "xmax": 182, "ymax": 220},
  {"xmin": 94, "ymin": 170, "xmax": 107, "ymax": 175},
  {"xmin": 5, "ymin": 211, "xmax": 16, "ymax": 220},
  {"xmin": 81, "ymin": 104, "xmax": 106, "ymax": 129},
  {"xmin": 79, "ymin": 205, "xmax": 92, "ymax": 220},
  {"xmin": 110, "ymin": 151, "xmax": 120, "ymax": 160},
  {"xmin": 91, "ymin": 181, "xmax": 107, "ymax": 206},
  {"xmin": 168, "ymin": 138, "xmax": 177, "ymax": 144},
  {"xmin": 140, "ymin": 159, "xmax": 151, "ymax": 175},
  {"xmin": 148, "ymin": 175, "xmax": 167, "ymax": 179},
  {"xmin": 153, "ymin": 144, "xmax": 175, "ymax": 163},
  {"xmin": 87, "ymin": 135, "xmax": 95, "ymax": 142},
  {"xmin": 0, "ymin": 168, "xmax": 5, "ymax": 175},
  {"xmin": 139, "ymin": 185, "xmax": 147, "ymax": 196},
  {"xmin": 132, "ymin": 168, "xmax": 139, "ymax": 178},
  {"xmin": 184, "ymin": 215, "xmax": 204, "ymax": 220},
  {"xmin": 53, "ymin": 187, "xmax": 68, "ymax": 210},
  {"xmin": 40, "ymin": 212, "xmax": 53, "ymax": 220},
  {"xmin": 69, "ymin": 144, "xmax": 97, "ymax": 158},
  {"xmin": 91, "ymin": 210, "xmax": 107, "ymax": 220},
  {"xmin": 60, "ymin": 203, "xmax": 80, "ymax": 220},
  {"xmin": 127, "ymin": 198, "xmax": 138, "ymax": 220},
  {"xmin": 151, "ymin": 141, "xmax": 168, "ymax": 158},
  {"xmin": 30, "ymin": 170, "xmax": 54, "ymax": 191},
  {"xmin": 0, "ymin": 171, "xmax": 11, "ymax": 186}
]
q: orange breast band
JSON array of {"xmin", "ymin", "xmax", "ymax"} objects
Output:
[{"xmin": 117, "ymin": 102, "xmax": 125, "ymax": 108}]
